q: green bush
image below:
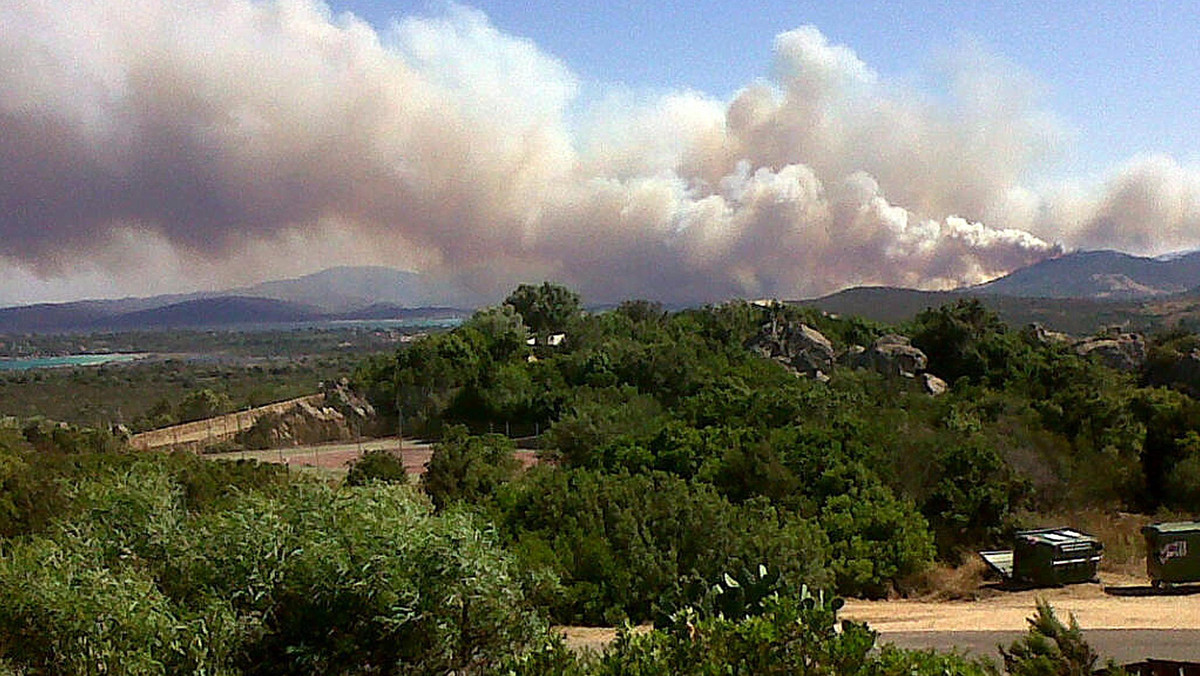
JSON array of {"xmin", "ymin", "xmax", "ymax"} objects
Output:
[
  {"xmin": 591, "ymin": 590, "xmax": 991, "ymax": 676},
  {"xmin": 819, "ymin": 481, "xmax": 936, "ymax": 598},
  {"xmin": 344, "ymin": 448, "xmax": 409, "ymax": 486},
  {"xmin": 924, "ymin": 440, "xmax": 1028, "ymax": 555},
  {"xmin": 491, "ymin": 468, "xmax": 831, "ymax": 624},
  {"xmin": 421, "ymin": 426, "xmax": 520, "ymax": 510},
  {"xmin": 177, "ymin": 388, "xmax": 234, "ymax": 423},
  {"xmin": 0, "ymin": 462, "xmax": 554, "ymax": 675},
  {"xmin": 1001, "ymin": 600, "xmax": 1124, "ymax": 676}
]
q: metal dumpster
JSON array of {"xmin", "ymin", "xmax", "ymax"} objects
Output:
[
  {"xmin": 979, "ymin": 527, "xmax": 1103, "ymax": 587},
  {"xmin": 1142, "ymin": 521, "xmax": 1200, "ymax": 587}
]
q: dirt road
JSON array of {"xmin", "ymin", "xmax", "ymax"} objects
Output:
[
  {"xmin": 841, "ymin": 577, "xmax": 1200, "ymax": 663},
  {"xmin": 205, "ymin": 437, "xmax": 540, "ymax": 475},
  {"xmin": 839, "ymin": 576, "xmax": 1200, "ymax": 632},
  {"xmin": 563, "ymin": 578, "xmax": 1200, "ymax": 662}
]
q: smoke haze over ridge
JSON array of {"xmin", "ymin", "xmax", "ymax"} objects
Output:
[{"xmin": 3, "ymin": 1, "xmax": 1200, "ymax": 306}]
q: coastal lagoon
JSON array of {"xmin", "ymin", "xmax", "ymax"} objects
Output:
[{"xmin": 0, "ymin": 353, "xmax": 147, "ymax": 371}]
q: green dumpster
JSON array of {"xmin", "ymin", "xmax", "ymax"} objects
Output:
[
  {"xmin": 1011, "ymin": 528, "xmax": 1103, "ymax": 586},
  {"xmin": 1142, "ymin": 521, "xmax": 1200, "ymax": 587}
]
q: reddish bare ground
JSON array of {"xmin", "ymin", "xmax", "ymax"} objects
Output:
[{"xmin": 205, "ymin": 437, "xmax": 540, "ymax": 475}]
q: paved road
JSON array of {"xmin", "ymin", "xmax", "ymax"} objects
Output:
[{"xmin": 882, "ymin": 629, "xmax": 1200, "ymax": 665}]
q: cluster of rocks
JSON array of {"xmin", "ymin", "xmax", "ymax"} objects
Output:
[
  {"xmin": 749, "ymin": 316, "xmax": 1158, "ymax": 393},
  {"xmin": 321, "ymin": 378, "xmax": 378, "ymax": 426},
  {"xmin": 747, "ymin": 321, "xmax": 947, "ymax": 395},
  {"xmin": 1070, "ymin": 329, "xmax": 1147, "ymax": 373},
  {"xmin": 1021, "ymin": 322, "xmax": 1149, "ymax": 373}
]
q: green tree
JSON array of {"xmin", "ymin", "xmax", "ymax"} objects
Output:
[
  {"xmin": 460, "ymin": 304, "xmax": 530, "ymax": 362},
  {"xmin": 177, "ymin": 388, "xmax": 233, "ymax": 423},
  {"xmin": 924, "ymin": 439, "xmax": 1028, "ymax": 555},
  {"xmin": 344, "ymin": 448, "xmax": 409, "ymax": 486},
  {"xmin": 1133, "ymin": 387, "xmax": 1200, "ymax": 509},
  {"xmin": 421, "ymin": 426, "xmax": 521, "ymax": 510},
  {"xmin": 909, "ymin": 298, "xmax": 1027, "ymax": 385},
  {"xmin": 505, "ymin": 282, "xmax": 582, "ymax": 337}
]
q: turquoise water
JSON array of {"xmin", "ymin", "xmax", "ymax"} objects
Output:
[{"xmin": 0, "ymin": 353, "xmax": 146, "ymax": 371}]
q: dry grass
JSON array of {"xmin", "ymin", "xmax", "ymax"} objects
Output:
[
  {"xmin": 906, "ymin": 510, "xmax": 1167, "ymax": 599},
  {"xmin": 902, "ymin": 556, "xmax": 993, "ymax": 601},
  {"xmin": 1023, "ymin": 509, "xmax": 1151, "ymax": 577}
]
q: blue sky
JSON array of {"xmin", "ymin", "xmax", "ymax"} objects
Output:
[{"xmin": 335, "ymin": 0, "xmax": 1200, "ymax": 175}]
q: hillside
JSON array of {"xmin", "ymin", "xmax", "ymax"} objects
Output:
[
  {"xmin": 972, "ymin": 249, "xmax": 1200, "ymax": 299},
  {"xmin": 96, "ymin": 296, "xmax": 323, "ymax": 330},
  {"xmin": 0, "ymin": 267, "xmax": 474, "ymax": 333},
  {"xmin": 799, "ymin": 286, "xmax": 1163, "ymax": 334},
  {"xmin": 239, "ymin": 266, "xmax": 430, "ymax": 312}
]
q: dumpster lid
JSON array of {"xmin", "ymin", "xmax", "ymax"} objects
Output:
[
  {"xmin": 1016, "ymin": 527, "xmax": 1099, "ymax": 546},
  {"xmin": 979, "ymin": 549, "xmax": 1014, "ymax": 579},
  {"xmin": 1141, "ymin": 520, "xmax": 1200, "ymax": 535}
]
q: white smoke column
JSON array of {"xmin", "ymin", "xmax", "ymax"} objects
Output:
[
  {"xmin": 1035, "ymin": 155, "xmax": 1200, "ymax": 255},
  {"xmin": 16, "ymin": 1, "xmax": 1200, "ymax": 306}
]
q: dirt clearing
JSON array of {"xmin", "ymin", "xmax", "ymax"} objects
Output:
[{"xmin": 842, "ymin": 575, "xmax": 1200, "ymax": 632}]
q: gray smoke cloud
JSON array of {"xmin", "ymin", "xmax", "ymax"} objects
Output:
[{"xmin": 1, "ymin": 1, "xmax": 1196, "ymax": 305}]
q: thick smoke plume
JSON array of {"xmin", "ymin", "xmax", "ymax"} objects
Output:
[{"xmin": 1, "ymin": 1, "xmax": 1197, "ymax": 305}]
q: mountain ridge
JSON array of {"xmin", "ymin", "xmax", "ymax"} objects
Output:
[
  {"xmin": 0, "ymin": 267, "xmax": 474, "ymax": 333},
  {"xmin": 6, "ymin": 249, "xmax": 1200, "ymax": 334},
  {"xmin": 969, "ymin": 249, "xmax": 1200, "ymax": 299}
]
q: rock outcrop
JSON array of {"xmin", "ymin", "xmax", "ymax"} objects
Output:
[
  {"xmin": 922, "ymin": 373, "xmax": 948, "ymax": 396},
  {"xmin": 1021, "ymin": 323, "xmax": 1072, "ymax": 346},
  {"xmin": 234, "ymin": 381, "xmax": 380, "ymax": 450},
  {"xmin": 748, "ymin": 321, "xmax": 945, "ymax": 394},
  {"xmin": 747, "ymin": 320, "xmax": 835, "ymax": 378},
  {"xmin": 850, "ymin": 334, "xmax": 929, "ymax": 379},
  {"xmin": 1074, "ymin": 331, "xmax": 1146, "ymax": 372}
]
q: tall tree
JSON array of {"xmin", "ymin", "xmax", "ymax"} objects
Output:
[{"xmin": 504, "ymin": 282, "xmax": 581, "ymax": 337}]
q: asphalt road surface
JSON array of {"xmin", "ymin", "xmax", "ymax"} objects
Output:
[{"xmin": 881, "ymin": 629, "xmax": 1200, "ymax": 665}]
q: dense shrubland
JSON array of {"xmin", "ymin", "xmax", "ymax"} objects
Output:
[
  {"xmin": 0, "ymin": 429, "xmax": 550, "ymax": 674},
  {"xmin": 0, "ymin": 358, "xmax": 351, "ymax": 431},
  {"xmin": 0, "ymin": 424, "xmax": 1112, "ymax": 674},
  {"xmin": 1, "ymin": 282, "xmax": 1195, "ymax": 672},
  {"xmin": 356, "ymin": 284, "xmax": 1200, "ymax": 624}
]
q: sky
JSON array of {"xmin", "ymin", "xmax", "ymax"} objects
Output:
[{"xmin": 3, "ymin": 0, "xmax": 1200, "ymax": 307}]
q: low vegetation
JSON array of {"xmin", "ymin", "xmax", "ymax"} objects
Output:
[{"xmin": 1, "ymin": 281, "xmax": 1197, "ymax": 672}]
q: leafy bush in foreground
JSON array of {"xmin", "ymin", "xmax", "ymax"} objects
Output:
[
  {"xmin": 589, "ymin": 591, "xmax": 992, "ymax": 676},
  {"xmin": 0, "ymin": 461, "xmax": 549, "ymax": 675},
  {"xmin": 1001, "ymin": 600, "xmax": 1125, "ymax": 676},
  {"xmin": 491, "ymin": 468, "xmax": 832, "ymax": 625}
]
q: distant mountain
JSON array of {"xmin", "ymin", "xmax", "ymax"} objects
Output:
[
  {"xmin": 798, "ymin": 286, "xmax": 1143, "ymax": 335},
  {"xmin": 972, "ymin": 250, "xmax": 1200, "ymax": 299},
  {"xmin": 0, "ymin": 301, "xmax": 124, "ymax": 333},
  {"xmin": 326, "ymin": 303, "xmax": 467, "ymax": 321},
  {"xmin": 797, "ymin": 287, "xmax": 954, "ymax": 326},
  {"xmin": 96, "ymin": 297, "xmax": 323, "ymax": 330},
  {"xmin": 0, "ymin": 266, "xmax": 476, "ymax": 333},
  {"xmin": 10, "ymin": 251, "xmax": 1200, "ymax": 334},
  {"xmin": 237, "ymin": 267, "xmax": 431, "ymax": 313}
]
